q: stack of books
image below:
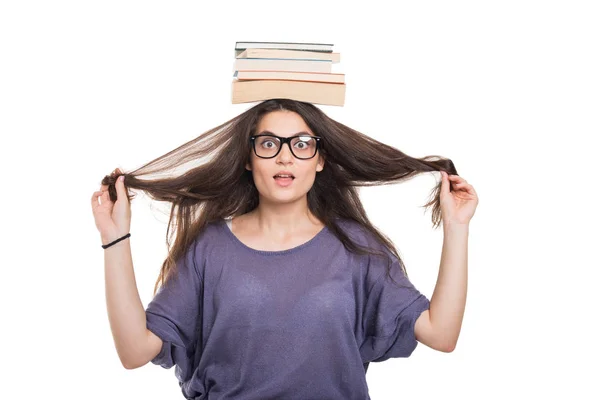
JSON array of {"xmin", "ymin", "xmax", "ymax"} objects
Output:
[{"xmin": 231, "ymin": 41, "xmax": 346, "ymax": 106}]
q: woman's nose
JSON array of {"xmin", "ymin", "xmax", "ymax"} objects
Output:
[{"xmin": 277, "ymin": 142, "xmax": 294, "ymax": 161}]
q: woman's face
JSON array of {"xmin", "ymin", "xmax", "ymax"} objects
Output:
[{"xmin": 246, "ymin": 110, "xmax": 325, "ymax": 204}]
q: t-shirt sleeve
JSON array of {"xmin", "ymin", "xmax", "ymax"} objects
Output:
[
  {"xmin": 359, "ymin": 256, "xmax": 430, "ymax": 363},
  {"xmin": 145, "ymin": 238, "xmax": 203, "ymax": 380}
]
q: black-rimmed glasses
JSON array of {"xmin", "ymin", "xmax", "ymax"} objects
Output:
[{"xmin": 250, "ymin": 134, "xmax": 322, "ymax": 160}]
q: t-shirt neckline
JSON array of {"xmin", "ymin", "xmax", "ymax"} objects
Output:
[{"xmin": 220, "ymin": 218, "xmax": 329, "ymax": 256}]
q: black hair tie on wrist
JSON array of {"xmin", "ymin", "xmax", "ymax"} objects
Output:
[{"xmin": 102, "ymin": 233, "xmax": 131, "ymax": 249}]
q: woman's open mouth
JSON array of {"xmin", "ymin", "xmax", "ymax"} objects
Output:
[{"xmin": 273, "ymin": 174, "xmax": 295, "ymax": 187}]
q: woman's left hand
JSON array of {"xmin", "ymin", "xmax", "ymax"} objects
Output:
[{"xmin": 440, "ymin": 171, "xmax": 479, "ymax": 225}]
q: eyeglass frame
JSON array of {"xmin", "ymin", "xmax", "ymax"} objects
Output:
[{"xmin": 250, "ymin": 134, "xmax": 322, "ymax": 160}]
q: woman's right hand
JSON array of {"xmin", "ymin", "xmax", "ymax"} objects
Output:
[{"xmin": 91, "ymin": 168, "xmax": 132, "ymax": 244}]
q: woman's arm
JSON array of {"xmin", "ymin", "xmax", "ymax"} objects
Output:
[
  {"xmin": 415, "ymin": 223, "xmax": 469, "ymax": 352},
  {"xmin": 103, "ymin": 235, "xmax": 162, "ymax": 368}
]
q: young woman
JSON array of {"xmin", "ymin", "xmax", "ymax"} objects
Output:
[{"xmin": 91, "ymin": 98, "xmax": 478, "ymax": 399}]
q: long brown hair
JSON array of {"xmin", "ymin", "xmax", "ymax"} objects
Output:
[{"xmin": 101, "ymin": 98, "xmax": 458, "ymax": 296}]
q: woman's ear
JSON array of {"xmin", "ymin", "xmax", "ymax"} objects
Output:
[
  {"xmin": 316, "ymin": 154, "xmax": 325, "ymax": 172},
  {"xmin": 245, "ymin": 162, "xmax": 251, "ymax": 171}
]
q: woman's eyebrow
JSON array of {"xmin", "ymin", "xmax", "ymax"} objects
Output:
[{"xmin": 257, "ymin": 130, "xmax": 313, "ymax": 136}]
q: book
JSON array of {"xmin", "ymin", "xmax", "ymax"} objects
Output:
[
  {"xmin": 234, "ymin": 58, "xmax": 332, "ymax": 73},
  {"xmin": 232, "ymin": 79, "xmax": 345, "ymax": 106},
  {"xmin": 234, "ymin": 70, "xmax": 345, "ymax": 84},
  {"xmin": 235, "ymin": 41, "xmax": 333, "ymax": 53},
  {"xmin": 231, "ymin": 41, "xmax": 345, "ymax": 106},
  {"xmin": 236, "ymin": 48, "xmax": 340, "ymax": 63}
]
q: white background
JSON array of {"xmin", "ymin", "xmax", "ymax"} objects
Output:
[{"xmin": 1, "ymin": 1, "xmax": 598, "ymax": 399}]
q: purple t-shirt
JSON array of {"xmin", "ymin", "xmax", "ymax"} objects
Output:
[{"xmin": 145, "ymin": 217, "xmax": 430, "ymax": 399}]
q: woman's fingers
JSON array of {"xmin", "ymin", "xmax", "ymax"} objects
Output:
[
  {"xmin": 91, "ymin": 189, "xmax": 112, "ymax": 210},
  {"xmin": 114, "ymin": 175, "xmax": 129, "ymax": 203},
  {"xmin": 448, "ymin": 176, "xmax": 472, "ymax": 190},
  {"xmin": 448, "ymin": 174, "xmax": 466, "ymax": 182},
  {"xmin": 91, "ymin": 190, "xmax": 103, "ymax": 209},
  {"xmin": 445, "ymin": 174, "xmax": 477, "ymax": 197},
  {"xmin": 452, "ymin": 181, "xmax": 470, "ymax": 189},
  {"xmin": 451, "ymin": 181, "xmax": 476, "ymax": 195}
]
